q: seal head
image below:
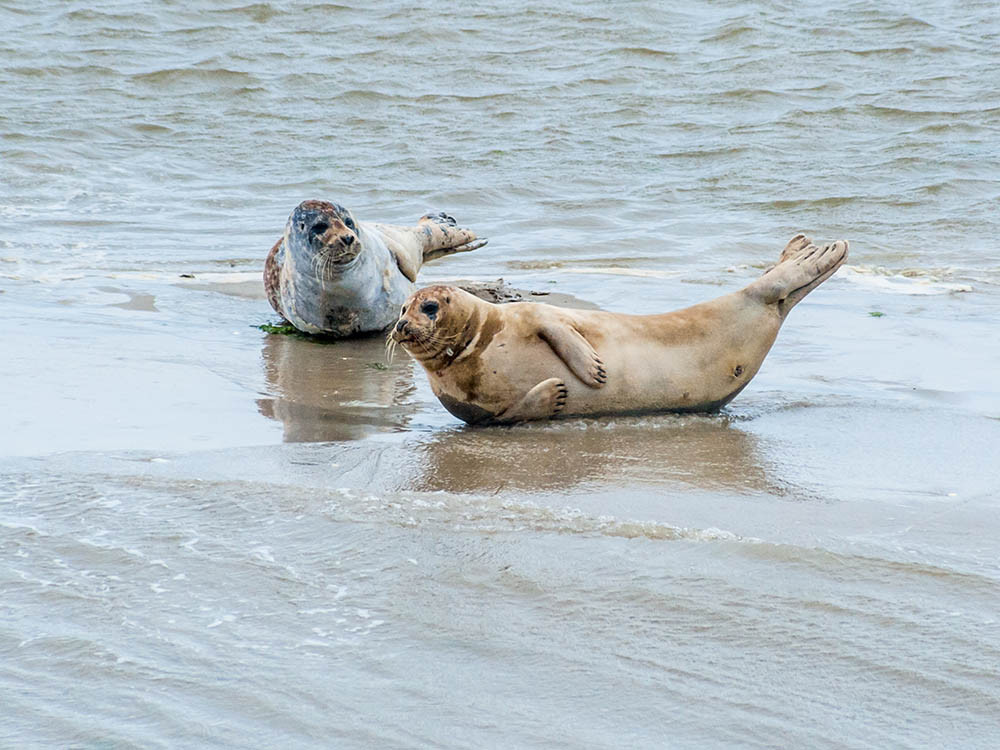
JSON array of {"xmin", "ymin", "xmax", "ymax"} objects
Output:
[
  {"xmin": 391, "ymin": 285, "xmax": 472, "ymax": 366},
  {"xmin": 392, "ymin": 285, "xmax": 506, "ymax": 424},
  {"xmin": 285, "ymin": 200, "xmax": 362, "ymax": 277}
]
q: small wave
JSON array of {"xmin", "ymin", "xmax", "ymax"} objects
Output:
[
  {"xmin": 702, "ymin": 24, "xmax": 757, "ymax": 42},
  {"xmin": 839, "ymin": 266, "xmax": 972, "ymax": 295},
  {"xmin": 558, "ymin": 267, "xmax": 678, "ymax": 279},
  {"xmin": 861, "ymin": 104, "xmax": 989, "ymax": 120},
  {"xmin": 845, "ymin": 47, "xmax": 915, "ymax": 57},
  {"xmin": 62, "ymin": 9, "xmax": 157, "ymax": 24},
  {"xmin": 328, "ymin": 487, "xmax": 756, "ymax": 545},
  {"xmin": 756, "ymin": 196, "xmax": 862, "ymax": 210},
  {"xmin": 879, "ymin": 14, "xmax": 936, "ymax": 31},
  {"xmin": 131, "ymin": 68, "xmax": 260, "ymax": 87},
  {"xmin": 7, "ymin": 64, "xmax": 120, "ymax": 79},
  {"xmin": 302, "ymin": 3, "xmax": 352, "ymax": 10},
  {"xmin": 714, "ymin": 88, "xmax": 785, "ymax": 102},
  {"xmin": 174, "ymin": 271, "xmax": 261, "ymax": 284},
  {"xmin": 913, "ymin": 122, "xmax": 987, "ymax": 135},
  {"xmin": 213, "ymin": 3, "xmax": 284, "ymax": 23},
  {"xmin": 129, "ymin": 123, "xmax": 174, "ymax": 135},
  {"xmin": 613, "ymin": 46, "xmax": 678, "ymax": 59},
  {"xmin": 656, "ymin": 146, "xmax": 747, "ymax": 160}
]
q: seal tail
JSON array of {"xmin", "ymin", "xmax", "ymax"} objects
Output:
[
  {"xmin": 417, "ymin": 212, "xmax": 488, "ymax": 263},
  {"xmin": 749, "ymin": 234, "xmax": 848, "ymax": 316}
]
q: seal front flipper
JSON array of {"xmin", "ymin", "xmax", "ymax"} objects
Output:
[
  {"xmin": 263, "ymin": 236, "xmax": 289, "ymax": 321},
  {"xmin": 537, "ymin": 323, "xmax": 608, "ymax": 388},
  {"xmin": 495, "ymin": 377, "xmax": 568, "ymax": 424}
]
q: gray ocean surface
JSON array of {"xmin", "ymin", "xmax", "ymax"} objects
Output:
[{"xmin": 2, "ymin": 1, "xmax": 1000, "ymax": 747}]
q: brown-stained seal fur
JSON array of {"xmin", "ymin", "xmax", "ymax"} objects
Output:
[{"xmin": 390, "ymin": 234, "xmax": 848, "ymax": 424}]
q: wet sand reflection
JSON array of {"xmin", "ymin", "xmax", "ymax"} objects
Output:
[
  {"xmin": 257, "ymin": 332, "xmax": 417, "ymax": 442},
  {"xmin": 412, "ymin": 415, "xmax": 786, "ymax": 497}
]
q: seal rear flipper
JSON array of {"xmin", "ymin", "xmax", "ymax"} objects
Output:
[
  {"xmin": 417, "ymin": 212, "xmax": 488, "ymax": 264},
  {"xmin": 374, "ymin": 216, "xmax": 487, "ymax": 282},
  {"xmin": 496, "ymin": 378, "xmax": 568, "ymax": 423},
  {"xmin": 748, "ymin": 236, "xmax": 849, "ymax": 316},
  {"xmin": 538, "ymin": 323, "xmax": 608, "ymax": 388}
]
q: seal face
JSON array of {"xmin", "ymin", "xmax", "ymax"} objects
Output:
[
  {"xmin": 286, "ymin": 200, "xmax": 362, "ymax": 275},
  {"xmin": 392, "ymin": 235, "xmax": 849, "ymax": 424},
  {"xmin": 264, "ymin": 201, "xmax": 486, "ymax": 337}
]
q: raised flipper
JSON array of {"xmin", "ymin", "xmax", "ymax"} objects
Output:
[
  {"xmin": 496, "ymin": 377, "xmax": 568, "ymax": 423},
  {"xmin": 747, "ymin": 234, "xmax": 849, "ymax": 317},
  {"xmin": 537, "ymin": 323, "xmax": 607, "ymax": 388},
  {"xmin": 374, "ymin": 213, "xmax": 488, "ymax": 283},
  {"xmin": 418, "ymin": 212, "xmax": 489, "ymax": 263}
]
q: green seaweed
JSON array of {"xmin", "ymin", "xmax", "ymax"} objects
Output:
[
  {"xmin": 366, "ymin": 362, "xmax": 389, "ymax": 371},
  {"xmin": 868, "ymin": 311, "xmax": 886, "ymax": 318},
  {"xmin": 257, "ymin": 323, "xmax": 300, "ymax": 334},
  {"xmin": 254, "ymin": 323, "xmax": 338, "ymax": 343}
]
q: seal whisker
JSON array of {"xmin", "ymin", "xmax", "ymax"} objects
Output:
[
  {"xmin": 317, "ymin": 250, "xmax": 336, "ymax": 280},
  {"xmin": 384, "ymin": 330, "xmax": 398, "ymax": 363},
  {"xmin": 409, "ymin": 335, "xmax": 440, "ymax": 360},
  {"xmin": 423, "ymin": 329, "xmax": 463, "ymax": 346},
  {"xmin": 310, "ymin": 248, "xmax": 327, "ymax": 279}
]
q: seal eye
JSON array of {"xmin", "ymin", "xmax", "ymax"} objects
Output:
[
  {"xmin": 344, "ymin": 217, "xmax": 356, "ymax": 230},
  {"xmin": 310, "ymin": 221, "xmax": 329, "ymax": 238},
  {"xmin": 420, "ymin": 300, "xmax": 439, "ymax": 319}
]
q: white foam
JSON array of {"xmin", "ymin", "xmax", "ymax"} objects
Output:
[
  {"xmin": 839, "ymin": 265, "xmax": 972, "ymax": 294},
  {"xmin": 173, "ymin": 271, "xmax": 261, "ymax": 284},
  {"xmin": 560, "ymin": 266, "xmax": 679, "ymax": 279}
]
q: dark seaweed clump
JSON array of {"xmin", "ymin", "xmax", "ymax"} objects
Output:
[{"xmin": 255, "ymin": 323, "xmax": 338, "ymax": 344}]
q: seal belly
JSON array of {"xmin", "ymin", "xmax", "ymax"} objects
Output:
[
  {"xmin": 282, "ymin": 241, "xmax": 414, "ymax": 335},
  {"xmin": 436, "ymin": 392, "xmax": 497, "ymax": 425}
]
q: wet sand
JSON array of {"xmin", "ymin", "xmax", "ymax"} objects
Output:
[{"xmin": 4, "ymin": 263, "xmax": 1000, "ymax": 748}]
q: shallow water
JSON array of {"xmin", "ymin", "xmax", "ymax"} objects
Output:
[{"xmin": 2, "ymin": 1, "xmax": 1000, "ymax": 747}]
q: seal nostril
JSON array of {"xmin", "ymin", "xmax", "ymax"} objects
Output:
[
  {"xmin": 343, "ymin": 234, "xmax": 354, "ymax": 247},
  {"xmin": 396, "ymin": 320, "xmax": 408, "ymax": 333}
]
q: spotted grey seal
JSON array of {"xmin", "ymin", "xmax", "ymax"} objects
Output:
[
  {"xmin": 390, "ymin": 234, "xmax": 848, "ymax": 424},
  {"xmin": 264, "ymin": 200, "xmax": 486, "ymax": 336}
]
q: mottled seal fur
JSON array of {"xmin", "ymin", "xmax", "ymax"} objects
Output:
[
  {"xmin": 264, "ymin": 200, "xmax": 486, "ymax": 336},
  {"xmin": 391, "ymin": 234, "xmax": 848, "ymax": 424}
]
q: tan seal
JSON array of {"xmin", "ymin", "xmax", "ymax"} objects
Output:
[{"xmin": 390, "ymin": 234, "xmax": 848, "ymax": 424}]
